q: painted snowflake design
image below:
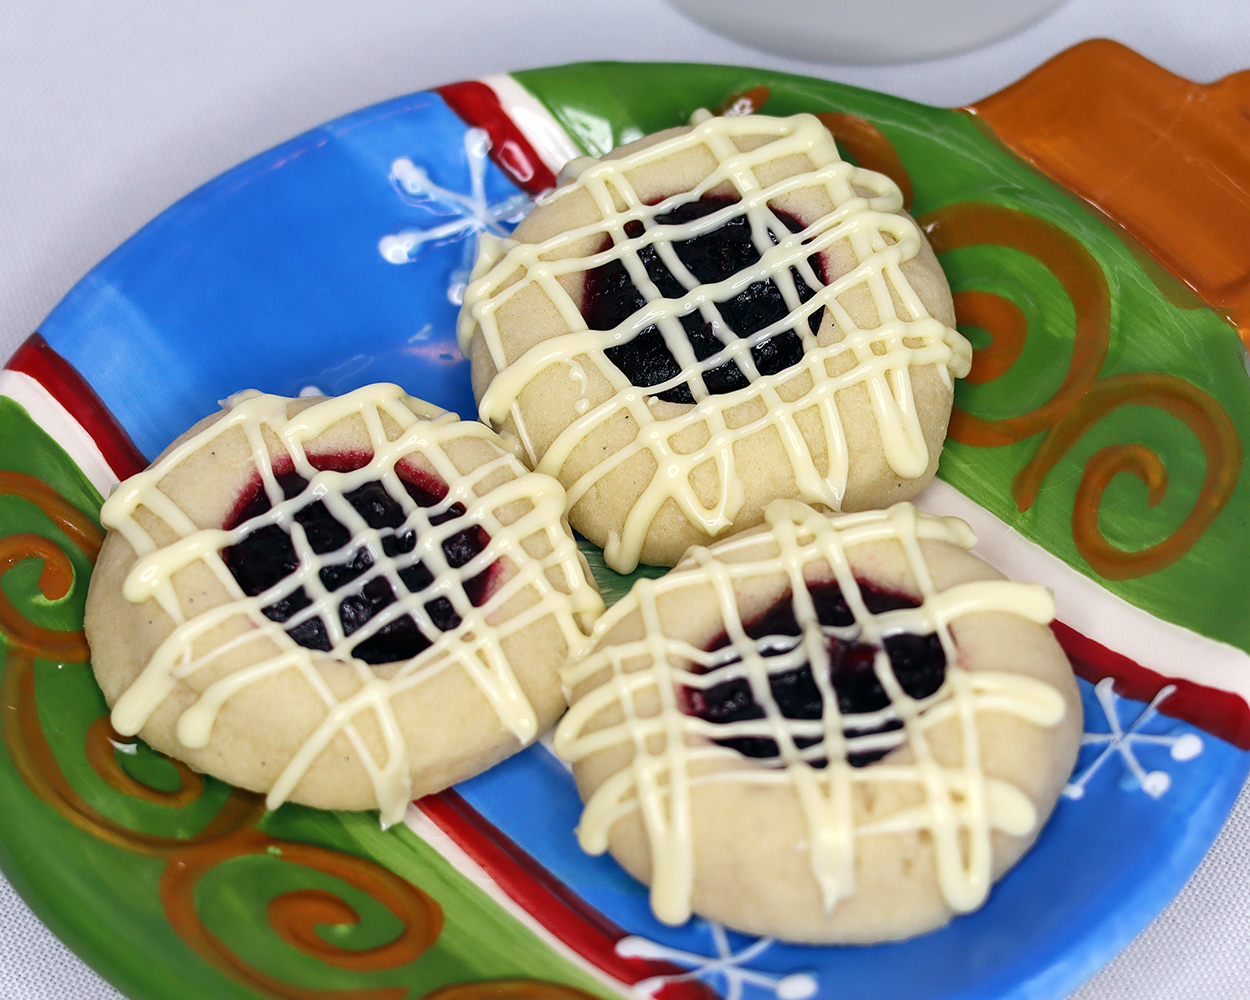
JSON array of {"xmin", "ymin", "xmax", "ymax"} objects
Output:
[
  {"xmin": 1064, "ymin": 678, "xmax": 1203, "ymax": 800},
  {"xmin": 617, "ymin": 923, "xmax": 817, "ymax": 1000},
  {"xmin": 378, "ymin": 127, "xmax": 531, "ymax": 304}
]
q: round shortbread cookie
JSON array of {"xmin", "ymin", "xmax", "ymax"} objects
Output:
[
  {"xmin": 85, "ymin": 384, "xmax": 603, "ymax": 826},
  {"xmin": 459, "ymin": 111, "xmax": 972, "ymax": 573},
  {"xmin": 554, "ymin": 501, "xmax": 1081, "ymax": 943}
]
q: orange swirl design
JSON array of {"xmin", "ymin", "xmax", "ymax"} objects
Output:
[
  {"xmin": 713, "ymin": 85, "xmax": 770, "ymax": 118},
  {"xmin": 0, "ymin": 470, "xmax": 103, "ymax": 560},
  {"xmin": 84, "ymin": 715, "xmax": 206, "ymax": 808},
  {"xmin": 0, "ymin": 468, "xmax": 453, "ymax": 997},
  {"xmin": 0, "ymin": 470, "xmax": 261, "ymax": 852},
  {"xmin": 1, "ymin": 641, "xmax": 263, "ymax": 854},
  {"xmin": 919, "ymin": 199, "xmax": 1242, "ymax": 578},
  {"xmin": 922, "ymin": 201, "xmax": 1109, "ymax": 447},
  {"xmin": 818, "ymin": 111, "xmax": 914, "ymax": 210},
  {"xmin": 951, "ymin": 290, "xmax": 1027, "ymax": 386},
  {"xmin": 0, "ymin": 533, "xmax": 89, "ymax": 660},
  {"xmin": 0, "ymin": 468, "xmax": 100, "ymax": 660},
  {"xmin": 1014, "ymin": 372, "xmax": 1243, "ymax": 579},
  {"xmin": 162, "ymin": 827, "xmax": 443, "ymax": 999}
]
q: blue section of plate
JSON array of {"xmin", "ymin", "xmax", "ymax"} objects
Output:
[
  {"xmin": 457, "ymin": 678, "xmax": 1248, "ymax": 1000},
  {"xmin": 39, "ymin": 89, "xmax": 525, "ymax": 459}
]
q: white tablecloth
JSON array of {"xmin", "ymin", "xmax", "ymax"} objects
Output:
[{"xmin": 3, "ymin": 2, "xmax": 1250, "ymax": 997}]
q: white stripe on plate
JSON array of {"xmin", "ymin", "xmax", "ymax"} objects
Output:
[
  {"xmin": 0, "ymin": 368, "xmax": 119, "ymax": 498},
  {"xmin": 480, "ymin": 73, "xmax": 583, "ymax": 174},
  {"xmin": 917, "ymin": 478, "xmax": 1250, "ymax": 706},
  {"xmin": 403, "ymin": 802, "xmax": 646, "ymax": 999}
]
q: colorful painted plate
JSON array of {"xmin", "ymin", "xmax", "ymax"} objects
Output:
[{"xmin": 3, "ymin": 41, "xmax": 1250, "ymax": 1000}]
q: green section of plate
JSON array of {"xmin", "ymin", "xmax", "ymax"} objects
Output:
[
  {"xmin": 514, "ymin": 62, "xmax": 1250, "ymax": 653},
  {"xmin": 0, "ymin": 397, "xmax": 619, "ymax": 1000},
  {"xmin": 0, "ymin": 396, "xmax": 101, "ymax": 634},
  {"xmin": 578, "ymin": 539, "xmax": 667, "ymax": 607}
]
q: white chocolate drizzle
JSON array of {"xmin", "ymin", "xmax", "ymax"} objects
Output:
[
  {"xmin": 565, "ymin": 357, "xmax": 591, "ymax": 414},
  {"xmin": 459, "ymin": 113, "xmax": 972, "ymax": 572},
  {"xmin": 99, "ymin": 383, "xmax": 603, "ymax": 827},
  {"xmin": 554, "ymin": 501, "xmax": 1066, "ymax": 925}
]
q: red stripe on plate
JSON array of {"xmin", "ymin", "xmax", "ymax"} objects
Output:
[
  {"xmin": 7, "ymin": 333, "xmax": 147, "ymax": 480},
  {"xmin": 419, "ymin": 789, "xmax": 716, "ymax": 1000},
  {"xmin": 1053, "ymin": 620, "xmax": 1250, "ymax": 748},
  {"xmin": 437, "ymin": 80, "xmax": 558, "ymax": 195}
]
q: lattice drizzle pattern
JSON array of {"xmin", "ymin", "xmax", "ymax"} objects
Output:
[
  {"xmin": 555, "ymin": 501, "xmax": 1066, "ymax": 925},
  {"xmin": 100, "ymin": 384, "xmax": 602, "ymax": 826},
  {"xmin": 460, "ymin": 112, "xmax": 971, "ymax": 572}
]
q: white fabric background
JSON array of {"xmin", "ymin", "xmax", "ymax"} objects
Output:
[{"xmin": 3, "ymin": 2, "xmax": 1250, "ymax": 998}]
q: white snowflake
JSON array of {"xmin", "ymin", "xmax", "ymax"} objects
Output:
[
  {"xmin": 378, "ymin": 126, "xmax": 531, "ymax": 304},
  {"xmin": 1064, "ymin": 677, "xmax": 1203, "ymax": 801},
  {"xmin": 617, "ymin": 923, "xmax": 817, "ymax": 1000}
]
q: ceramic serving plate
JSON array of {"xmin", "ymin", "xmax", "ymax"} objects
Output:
[{"xmin": 3, "ymin": 42, "xmax": 1250, "ymax": 1000}]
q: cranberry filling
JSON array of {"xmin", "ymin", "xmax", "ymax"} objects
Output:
[
  {"xmin": 223, "ymin": 460, "xmax": 494, "ymax": 665},
  {"xmin": 583, "ymin": 196, "xmax": 826, "ymax": 404},
  {"xmin": 682, "ymin": 581, "xmax": 945, "ymax": 767}
]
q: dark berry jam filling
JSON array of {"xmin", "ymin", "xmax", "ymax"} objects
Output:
[
  {"xmin": 583, "ymin": 196, "xmax": 825, "ymax": 404},
  {"xmin": 223, "ymin": 457, "xmax": 494, "ymax": 666},
  {"xmin": 682, "ymin": 581, "xmax": 945, "ymax": 767}
]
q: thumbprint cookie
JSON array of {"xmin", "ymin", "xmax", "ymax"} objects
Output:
[
  {"xmin": 554, "ymin": 501, "xmax": 1080, "ymax": 942},
  {"xmin": 459, "ymin": 111, "xmax": 972, "ymax": 572},
  {"xmin": 85, "ymin": 384, "xmax": 603, "ymax": 826}
]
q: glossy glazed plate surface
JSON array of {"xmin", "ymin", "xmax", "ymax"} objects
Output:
[{"xmin": 1, "ymin": 57, "xmax": 1248, "ymax": 1000}]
